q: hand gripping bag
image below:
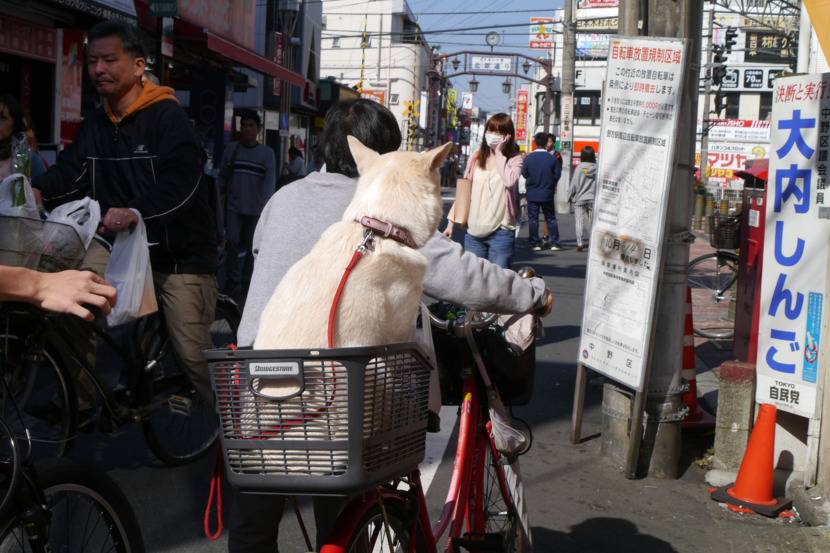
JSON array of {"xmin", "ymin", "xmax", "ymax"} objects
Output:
[{"xmin": 104, "ymin": 210, "xmax": 158, "ymax": 326}]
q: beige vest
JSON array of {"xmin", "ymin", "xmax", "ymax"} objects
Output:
[{"xmin": 467, "ymin": 167, "xmax": 511, "ymax": 238}]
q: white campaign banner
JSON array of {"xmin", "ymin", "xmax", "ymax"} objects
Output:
[
  {"xmin": 578, "ymin": 36, "xmax": 687, "ymax": 390},
  {"xmin": 756, "ymin": 73, "xmax": 830, "ymax": 418}
]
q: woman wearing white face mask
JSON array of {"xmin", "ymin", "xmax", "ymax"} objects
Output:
[{"xmin": 444, "ymin": 113, "xmax": 522, "ymax": 269}]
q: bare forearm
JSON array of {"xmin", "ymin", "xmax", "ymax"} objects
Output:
[{"xmin": 0, "ymin": 267, "xmax": 41, "ymax": 303}]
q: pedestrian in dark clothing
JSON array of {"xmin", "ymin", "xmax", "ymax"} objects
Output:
[
  {"xmin": 33, "ymin": 20, "xmax": 218, "ymax": 405},
  {"xmin": 522, "ymin": 132, "xmax": 562, "ymax": 251},
  {"xmin": 216, "ymin": 110, "xmax": 276, "ymax": 302}
]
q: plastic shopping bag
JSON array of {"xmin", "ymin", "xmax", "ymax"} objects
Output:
[
  {"xmin": 104, "ymin": 210, "xmax": 158, "ymax": 326},
  {"xmin": 0, "ymin": 173, "xmax": 39, "ymax": 219},
  {"xmin": 45, "ymin": 197, "xmax": 101, "ymax": 250},
  {"xmin": 462, "ymin": 322, "xmax": 529, "ymax": 458}
]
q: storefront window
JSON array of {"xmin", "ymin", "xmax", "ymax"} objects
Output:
[{"xmin": 759, "ymin": 92, "xmax": 772, "ymax": 121}]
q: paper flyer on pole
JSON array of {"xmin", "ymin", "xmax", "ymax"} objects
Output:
[
  {"xmin": 756, "ymin": 73, "xmax": 830, "ymax": 418},
  {"xmin": 577, "ymin": 36, "xmax": 687, "ymax": 391}
]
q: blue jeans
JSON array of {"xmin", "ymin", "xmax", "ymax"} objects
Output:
[
  {"xmin": 527, "ymin": 200, "xmax": 560, "ymax": 246},
  {"xmin": 464, "ymin": 228, "xmax": 515, "ymax": 269}
]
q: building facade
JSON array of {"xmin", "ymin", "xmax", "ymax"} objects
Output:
[{"xmin": 320, "ymin": 0, "xmax": 433, "ymax": 148}]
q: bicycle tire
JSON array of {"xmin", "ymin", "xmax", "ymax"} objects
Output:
[
  {"xmin": 687, "ymin": 251, "xmax": 739, "ymax": 340},
  {"xmin": 473, "ymin": 441, "xmax": 525, "ymax": 553},
  {"xmin": 0, "ymin": 459, "xmax": 145, "ymax": 553},
  {"xmin": 141, "ymin": 296, "xmax": 239, "ymax": 466},
  {"xmin": 0, "ymin": 331, "xmax": 78, "ymax": 459},
  {"xmin": 330, "ymin": 498, "xmax": 430, "ymax": 553}
]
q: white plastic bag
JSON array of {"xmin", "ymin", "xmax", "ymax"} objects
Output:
[
  {"xmin": 0, "ymin": 173, "xmax": 39, "ymax": 219},
  {"xmin": 104, "ymin": 210, "xmax": 157, "ymax": 326},
  {"xmin": 45, "ymin": 197, "xmax": 101, "ymax": 250},
  {"xmin": 462, "ymin": 322, "xmax": 529, "ymax": 458}
]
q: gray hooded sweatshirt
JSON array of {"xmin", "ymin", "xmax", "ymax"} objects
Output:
[
  {"xmin": 568, "ymin": 161, "xmax": 598, "ymax": 206},
  {"xmin": 238, "ymin": 171, "xmax": 547, "ymax": 346}
]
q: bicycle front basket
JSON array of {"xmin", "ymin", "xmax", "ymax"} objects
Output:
[
  {"xmin": 0, "ymin": 215, "xmax": 85, "ymax": 272},
  {"xmin": 206, "ymin": 343, "xmax": 432, "ymax": 495},
  {"xmin": 708, "ymin": 214, "xmax": 741, "ymax": 250}
]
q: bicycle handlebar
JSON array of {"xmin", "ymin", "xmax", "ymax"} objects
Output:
[{"xmin": 427, "ymin": 265, "xmax": 538, "ymax": 332}]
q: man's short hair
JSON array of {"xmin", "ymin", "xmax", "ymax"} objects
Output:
[
  {"xmin": 239, "ymin": 110, "xmax": 261, "ymax": 128},
  {"xmin": 534, "ymin": 132, "xmax": 548, "ymax": 148},
  {"xmin": 317, "ymin": 99, "xmax": 401, "ymax": 178},
  {"xmin": 87, "ymin": 21, "xmax": 147, "ymax": 59}
]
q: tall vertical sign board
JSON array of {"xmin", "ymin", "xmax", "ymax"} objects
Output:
[
  {"xmin": 578, "ymin": 37, "xmax": 687, "ymax": 390},
  {"xmin": 756, "ymin": 73, "xmax": 830, "ymax": 418}
]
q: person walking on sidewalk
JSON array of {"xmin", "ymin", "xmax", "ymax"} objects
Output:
[
  {"xmin": 522, "ymin": 132, "xmax": 562, "ymax": 251},
  {"xmin": 569, "ymin": 145, "xmax": 598, "ymax": 251},
  {"xmin": 217, "ymin": 110, "xmax": 276, "ymax": 303},
  {"xmin": 443, "ymin": 113, "xmax": 522, "ymax": 269}
]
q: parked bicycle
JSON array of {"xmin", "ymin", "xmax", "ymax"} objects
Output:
[
  {"xmin": 0, "ymin": 292, "xmax": 239, "ymax": 464},
  {"xmin": 206, "ymin": 301, "xmax": 537, "ymax": 552},
  {"xmin": 688, "ymin": 213, "xmax": 740, "ymax": 340},
  {"xmin": 0, "ymin": 356, "xmax": 146, "ymax": 552}
]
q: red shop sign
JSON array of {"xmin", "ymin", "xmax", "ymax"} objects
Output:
[{"xmin": 0, "ymin": 15, "xmax": 57, "ymax": 63}]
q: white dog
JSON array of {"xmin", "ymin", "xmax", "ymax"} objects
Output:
[{"xmin": 255, "ymin": 136, "xmax": 453, "ymax": 350}]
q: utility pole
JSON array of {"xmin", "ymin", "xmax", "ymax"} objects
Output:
[
  {"xmin": 560, "ymin": 0, "xmax": 576, "ymax": 189},
  {"xmin": 699, "ymin": 4, "xmax": 715, "ymax": 193}
]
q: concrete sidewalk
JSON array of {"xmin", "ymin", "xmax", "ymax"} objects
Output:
[{"xmin": 508, "ymin": 213, "xmax": 830, "ymax": 553}]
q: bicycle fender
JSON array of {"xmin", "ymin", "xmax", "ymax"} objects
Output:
[{"xmin": 319, "ymin": 490, "xmax": 410, "ymax": 553}]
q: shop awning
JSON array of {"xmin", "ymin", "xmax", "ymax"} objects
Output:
[{"xmin": 205, "ymin": 32, "xmax": 305, "ymax": 88}]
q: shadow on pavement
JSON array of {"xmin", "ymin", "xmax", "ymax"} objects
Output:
[{"xmin": 532, "ymin": 518, "xmax": 680, "ymax": 553}]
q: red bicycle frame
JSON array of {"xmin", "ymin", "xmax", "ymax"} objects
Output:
[{"xmin": 321, "ymin": 373, "xmax": 518, "ymax": 553}]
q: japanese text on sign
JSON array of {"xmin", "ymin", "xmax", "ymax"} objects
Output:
[
  {"xmin": 756, "ymin": 73, "xmax": 830, "ymax": 418},
  {"xmin": 578, "ymin": 36, "xmax": 687, "ymax": 390}
]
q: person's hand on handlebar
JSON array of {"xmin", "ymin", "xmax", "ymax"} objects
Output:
[
  {"xmin": 33, "ymin": 270, "xmax": 117, "ymax": 321},
  {"xmin": 0, "ymin": 266, "xmax": 117, "ymax": 321},
  {"xmin": 536, "ymin": 288, "xmax": 553, "ymax": 318}
]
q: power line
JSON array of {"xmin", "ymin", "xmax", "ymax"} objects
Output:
[
  {"xmin": 324, "ymin": 8, "xmax": 555, "ymax": 16},
  {"xmin": 320, "ymin": 20, "xmax": 559, "ymax": 39}
]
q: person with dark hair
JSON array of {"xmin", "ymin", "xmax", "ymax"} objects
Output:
[
  {"xmin": 0, "ymin": 94, "xmax": 46, "ymax": 180},
  {"xmin": 32, "ymin": 20, "xmax": 218, "ymax": 408},
  {"xmin": 443, "ymin": 112, "xmax": 522, "ymax": 268},
  {"xmin": 285, "ymin": 146, "xmax": 305, "ymax": 180},
  {"xmin": 569, "ymin": 145, "xmax": 598, "ymax": 251},
  {"xmin": 230, "ymin": 98, "xmax": 552, "ymax": 552},
  {"xmin": 216, "ymin": 109, "xmax": 276, "ymax": 302},
  {"xmin": 522, "ymin": 131, "xmax": 563, "ymax": 252}
]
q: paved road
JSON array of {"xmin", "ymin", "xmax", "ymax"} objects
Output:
[{"xmin": 64, "ymin": 212, "xmax": 829, "ymax": 552}]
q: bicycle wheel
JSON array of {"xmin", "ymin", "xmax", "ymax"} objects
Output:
[
  {"xmin": 0, "ymin": 460, "xmax": 145, "ymax": 553},
  {"xmin": 0, "ymin": 331, "xmax": 77, "ymax": 459},
  {"xmin": 687, "ymin": 252, "xmax": 739, "ymax": 339},
  {"xmin": 475, "ymin": 441, "xmax": 525, "ymax": 553},
  {"xmin": 141, "ymin": 297, "xmax": 238, "ymax": 466},
  {"xmin": 336, "ymin": 500, "xmax": 429, "ymax": 553}
]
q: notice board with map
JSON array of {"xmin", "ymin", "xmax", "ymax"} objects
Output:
[{"xmin": 578, "ymin": 36, "xmax": 687, "ymax": 390}]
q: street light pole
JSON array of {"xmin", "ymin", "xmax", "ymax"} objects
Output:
[{"xmin": 699, "ymin": 4, "xmax": 715, "ymax": 196}]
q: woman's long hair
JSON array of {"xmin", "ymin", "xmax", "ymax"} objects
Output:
[{"xmin": 477, "ymin": 112, "xmax": 519, "ymax": 169}]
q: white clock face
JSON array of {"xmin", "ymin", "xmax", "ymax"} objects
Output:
[{"xmin": 485, "ymin": 32, "xmax": 501, "ymax": 46}]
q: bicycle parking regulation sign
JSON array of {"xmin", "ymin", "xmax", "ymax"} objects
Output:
[
  {"xmin": 756, "ymin": 72, "xmax": 830, "ymax": 418},
  {"xmin": 578, "ymin": 36, "xmax": 687, "ymax": 390}
]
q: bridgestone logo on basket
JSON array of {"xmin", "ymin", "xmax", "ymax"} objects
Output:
[{"xmin": 249, "ymin": 362, "xmax": 300, "ymax": 377}]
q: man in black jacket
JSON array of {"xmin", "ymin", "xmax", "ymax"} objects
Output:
[{"xmin": 33, "ymin": 21, "xmax": 218, "ymax": 404}]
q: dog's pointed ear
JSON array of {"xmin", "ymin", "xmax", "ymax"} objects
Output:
[
  {"xmin": 347, "ymin": 136, "xmax": 380, "ymax": 175},
  {"xmin": 423, "ymin": 142, "xmax": 455, "ymax": 172}
]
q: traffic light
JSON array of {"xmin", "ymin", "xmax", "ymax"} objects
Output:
[
  {"xmin": 712, "ymin": 44, "xmax": 726, "ymax": 65},
  {"xmin": 713, "ymin": 91, "xmax": 728, "ymax": 116},
  {"xmin": 711, "ymin": 45, "xmax": 727, "ymax": 86},
  {"xmin": 724, "ymin": 26, "xmax": 738, "ymax": 54},
  {"xmin": 712, "ymin": 64, "xmax": 727, "ymax": 87}
]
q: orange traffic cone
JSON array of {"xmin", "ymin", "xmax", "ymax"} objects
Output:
[
  {"xmin": 682, "ymin": 286, "xmax": 715, "ymax": 429},
  {"xmin": 710, "ymin": 404, "xmax": 791, "ymax": 516}
]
